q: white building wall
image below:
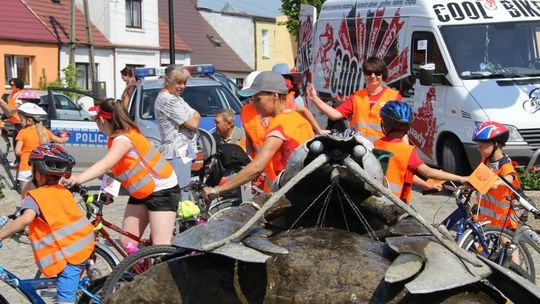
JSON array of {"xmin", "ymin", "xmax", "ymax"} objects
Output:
[
  {"xmin": 199, "ymin": 11, "xmax": 254, "ymax": 69},
  {"xmin": 78, "ymin": 0, "xmax": 159, "ymax": 47},
  {"xmin": 59, "ymin": 46, "xmax": 115, "ymax": 98},
  {"xmin": 114, "ymin": 49, "xmax": 160, "ymax": 98},
  {"xmin": 160, "ymin": 52, "xmax": 191, "ymax": 66}
]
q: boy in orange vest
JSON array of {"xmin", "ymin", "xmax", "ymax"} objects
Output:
[
  {"xmin": 373, "ymin": 101, "xmax": 467, "ymax": 203},
  {"xmin": 471, "ymin": 121, "xmax": 521, "ymax": 229},
  {"xmin": 0, "ymin": 144, "xmax": 94, "ymax": 304}
]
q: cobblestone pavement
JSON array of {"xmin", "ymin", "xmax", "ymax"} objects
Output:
[{"xmin": 0, "ymin": 167, "xmax": 539, "ymax": 302}]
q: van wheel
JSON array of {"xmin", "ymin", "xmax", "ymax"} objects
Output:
[{"xmin": 442, "ymin": 137, "xmax": 471, "ymax": 176}]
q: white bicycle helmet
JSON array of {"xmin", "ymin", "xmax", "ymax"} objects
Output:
[{"xmin": 18, "ymin": 103, "xmax": 48, "ymax": 121}]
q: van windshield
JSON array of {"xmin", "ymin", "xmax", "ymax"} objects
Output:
[
  {"xmin": 441, "ymin": 22, "xmax": 540, "ymax": 79},
  {"xmin": 140, "ymin": 85, "xmax": 242, "ymax": 120}
]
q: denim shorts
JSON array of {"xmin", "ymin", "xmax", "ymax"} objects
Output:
[{"xmin": 56, "ymin": 262, "xmax": 85, "ymax": 302}]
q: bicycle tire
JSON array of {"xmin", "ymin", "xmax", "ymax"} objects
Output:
[
  {"xmin": 461, "ymin": 225, "xmax": 536, "ymax": 282},
  {"xmin": 34, "ymin": 245, "xmax": 118, "ymax": 279},
  {"xmin": 100, "ymin": 245, "xmax": 178, "ymax": 297},
  {"xmin": 0, "ymin": 133, "xmax": 10, "ymax": 155},
  {"xmin": 207, "ymin": 198, "xmax": 240, "ymax": 221}
]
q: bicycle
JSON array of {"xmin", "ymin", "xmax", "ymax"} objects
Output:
[
  {"xmin": 0, "ymin": 141, "xmax": 19, "ymax": 195},
  {"xmin": 0, "ymin": 212, "xmax": 102, "ymax": 304},
  {"xmin": 459, "ymin": 176, "xmax": 540, "ymax": 283}
]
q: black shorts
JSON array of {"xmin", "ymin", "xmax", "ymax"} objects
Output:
[{"xmin": 127, "ymin": 185, "xmax": 180, "ymax": 212}]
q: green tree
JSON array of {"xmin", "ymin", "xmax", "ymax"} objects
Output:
[{"xmin": 281, "ymin": 0, "xmax": 324, "ymax": 36}]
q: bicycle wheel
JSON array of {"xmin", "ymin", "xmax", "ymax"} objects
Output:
[
  {"xmin": 100, "ymin": 245, "xmax": 178, "ymax": 297},
  {"xmin": 461, "ymin": 225, "xmax": 535, "ymax": 282},
  {"xmin": 207, "ymin": 198, "xmax": 240, "ymax": 221},
  {"xmin": 34, "ymin": 245, "xmax": 118, "ymax": 279},
  {"xmin": 0, "ymin": 293, "xmax": 7, "ymax": 304}
]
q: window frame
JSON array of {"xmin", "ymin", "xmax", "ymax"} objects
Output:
[
  {"xmin": 261, "ymin": 29, "xmax": 270, "ymax": 59},
  {"xmin": 4, "ymin": 55, "xmax": 32, "ymax": 87},
  {"xmin": 125, "ymin": 0, "xmax": 142, "ymax": 29},
  {"xmin": 411, "ymin": 31, "xmax": 449, "ymax": 85},
  {"xmin": 75, "ymin": 62, "xmax": 99, "ymax": 90}
]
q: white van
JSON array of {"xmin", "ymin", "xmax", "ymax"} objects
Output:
[{"xmin": 298, "ymin": 0, "xmax": 540, "ymax": 174}]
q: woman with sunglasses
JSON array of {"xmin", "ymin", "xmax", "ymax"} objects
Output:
[
  {"xmin": 307, "ymin": 56, "xmax": 402, "ymax": 142},
  {"xmin": 202, "ymin": 71, "xmax": 315, "ymax": 200},
  {"xmin": 62, "ymin": 99, "xmax": 180, "ymax": 248}
]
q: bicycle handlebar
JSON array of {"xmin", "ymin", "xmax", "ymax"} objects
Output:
[{"xmin": 497, "ymin": 173, "xmax": 540, "ymax": 218}]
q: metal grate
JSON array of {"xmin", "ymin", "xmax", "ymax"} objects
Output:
[{"xmin": 520, "ymin": 128, "xmax": 540, "ymax": 150}]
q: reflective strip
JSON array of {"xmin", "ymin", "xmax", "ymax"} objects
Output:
[
  {"xmin": 142, "ymin": 147, "xmax": 159, "ymax": 164},
  {"xmin": 366, "ymin": 135, "xmax": 379, "ymax": 142},
  {"xmin": 388, "ymin": 181, "xmax": 401, "ymax": 194},
  {"xmin": 32, "ymin": 217, "xmax": 90, "ymax": 251},
  {"xmin": 367, "ymin": 122, "xmax": 381, "ymax": 131},
  {"xmin": 125, "ymin": 175, "xmax": 153, "ymax": 194},
  {"xmin": 36, "ymin": 232, "xmax": 94, "ymax": 270},
  {"xmin": 480, "ymin": 194, "xmax": 510, "ymax": 210},
  {"xmin": 351, "ymin": 121, "xmax": 381, "ymax": 132},
  {"xmin": 351, "ymin": 122, "xmax": 366, "ymax": 130},
  {"xmin": 478, "ymin": 206, "xmax": 500, "ymax": 219},
  {"xmin": 118, "ymin": 164, "xmax": 143, "ymax": 183},
  {"xmin": 152, "ymin": 157, "xmax": 168, "ymax": 173}
]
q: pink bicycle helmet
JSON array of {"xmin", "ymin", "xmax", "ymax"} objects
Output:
[
  {"xmin": 18, "ymin": 90, "xmax": 40, "ymax": 100},
  {"xmin": 472, "ymin": 121, "xmax": 509, "ymax": 144},
  {"xmin": 29, "ymin": 143, "xmax": 75, "ymax": 177}
]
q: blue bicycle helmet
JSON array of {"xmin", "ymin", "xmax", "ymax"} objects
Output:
[{"xmin": 380, "ymin": 100, "xmax": 413, "ymax": 134}]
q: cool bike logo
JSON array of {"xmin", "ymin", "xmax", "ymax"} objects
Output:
[{"xmin": 523, "ymin": 87, "xmax": 540, "ymax": 114}]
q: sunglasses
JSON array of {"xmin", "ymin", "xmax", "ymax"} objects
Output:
[{"xmin": 364, "ymin": 70, "xmax": 383, "ymax": 76}]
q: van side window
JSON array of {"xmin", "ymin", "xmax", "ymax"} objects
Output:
[{"xmin": 411, "ymin": 32, "xmax": 448, "ymax": 84}]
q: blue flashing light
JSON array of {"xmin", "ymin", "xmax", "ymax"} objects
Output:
[
  {"xmin": 184, "ymin": 64, "xmax": 215, "ymax": 75},
  {"xmin": 134, "ymin": 64, "xmax": 215, "ymax": 78},
  {"xmin": 135, "ymin": 67, "xmax": 165, "ymax": 78}
]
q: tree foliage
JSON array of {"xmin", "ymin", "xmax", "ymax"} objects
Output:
[{"xmin": 281, "ymin": 0, "xmax": 324, "ymax": 36}]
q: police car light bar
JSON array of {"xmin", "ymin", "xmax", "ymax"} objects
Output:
[{"xmin": 134, "ymin": 64, "xmax": 216, "ymax": 78}]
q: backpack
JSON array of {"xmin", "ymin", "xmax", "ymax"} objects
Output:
[{"xmin": 200, "ymin": 143, "xmax": 251, "ymax": 187}]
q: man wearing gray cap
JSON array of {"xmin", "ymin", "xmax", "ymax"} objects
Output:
[{"xmin": 202, "ymin": 71, "xmax": 315, "ymax": 199}]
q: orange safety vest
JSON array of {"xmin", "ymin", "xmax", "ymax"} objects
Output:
[
  {"xmin": 28, "ymin": 185, "xmax": 94, "ymax": 278},
  {"xmin": 475, "ymin": 160, "xmax": 521, "ymax": 229},
  {"xmin": 350, "ymin": 88, "xmax": 399, "ymax": 141},
  {"xmin": 374, "ymin": 138, "xmax": 415, "ymax": 203},
  {"xmin": 265, "ymin": 111, "xmax": 314, "ymax": 190},
  {"xmin": 5, "ymin": 90, "xmax": 22, "ymax": 124},
  {"xmin": 108, "ymin": 129, "xmax": 174, "ymax": 199},
  {"xmin": 240, "ymin": 103, "xmax": 276, "ymax": 191}
]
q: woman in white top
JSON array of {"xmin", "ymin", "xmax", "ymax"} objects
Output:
[
  {"xmin": 154, "ymin": 65, "xmax": 201, "ymax": 199},
  {"xmin": 62, "ymin": 98, "xmax": 179, "ymax": 246}
]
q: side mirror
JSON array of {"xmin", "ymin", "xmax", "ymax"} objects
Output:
[{"xmin": 419, "ymin": 63, "xmax": 435, "ymax": 86}]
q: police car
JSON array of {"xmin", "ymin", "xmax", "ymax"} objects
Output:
[{"xmin": 45, "ymin": 65, "xmax": 243, "ymax": 166}]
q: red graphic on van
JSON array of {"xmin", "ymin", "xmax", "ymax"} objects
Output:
[
  {"xmin": 483, "ymin": 0, "xmax": 497, "ymax": 10},
  {"xmin": 409, "ymin": 87, "xmax": 437, "ymax": 159},
  {"xmin": 316, "ymin": 23, "xmax": 335, "ymax": 88}
]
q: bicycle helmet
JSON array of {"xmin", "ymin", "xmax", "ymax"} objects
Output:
[
  {"xmin": 29, "ymin": 143, "xmax": 75, "ymax": 177},
  {"xmin": 380, "ymin": 100, "xmax": 413, "ymax": 134},
  {"xmin": 17, "ymin": 103, "xmax": 48, "ymax": 121},
  {"xmin": 17, "ymin": 90, "xmax": 40, "ymax": 101},
  {"xmin": 472, "ymin": 121, "xmax": 509, "ymax": 144}
]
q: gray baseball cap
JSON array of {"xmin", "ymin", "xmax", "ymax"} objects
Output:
[{"xmin": 238, "ymin": 71, "xmax": 288, "ymax": 97}]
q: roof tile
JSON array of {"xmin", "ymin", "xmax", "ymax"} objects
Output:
[
  {"xmin": 158, "ymin": 0, "xmax": 251, "ymax": 73},
  {"xmin": 24, "ymin": 0, "xmax": 112, "ymax": 47},
  {"xmin": 158, "ymin": 17, "xmax": 191, "ymax": 52},
  {"xmin": 0, "ymin": 0, "xmax": 57, "ymax": 43}
]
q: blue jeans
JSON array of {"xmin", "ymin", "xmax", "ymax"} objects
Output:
[{"xmin": 56, "ymin": 262, "xmax": 85, "ymax": 302}]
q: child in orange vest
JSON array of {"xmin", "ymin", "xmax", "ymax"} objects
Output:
[
  {"xmin": 15, "ymin": 102, "xmax": 68, "ymax": 195},
  {"xmin": 0, "ymin": 144, "xmax": 94, "ymax": 304},
  {"xmin": 373, "ymin": 101, "xmax": 467, "ymax": 203},
  {"xmin": 472, "ymin": 121, "xmax": 521, "ymax": 229}
]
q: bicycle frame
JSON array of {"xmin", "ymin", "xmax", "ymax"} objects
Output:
[
  {"xmin": 0, "ymin": 150, "xmax": 19, "ymax": 192},
  {"xmin": 0, "ymin": 266, "xmax": 99, "ymax": 304}
]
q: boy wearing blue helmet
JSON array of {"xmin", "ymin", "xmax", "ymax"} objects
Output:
[{"xmin": 374, "ymin": 100, "xmax": 467, "ymax": 204}]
